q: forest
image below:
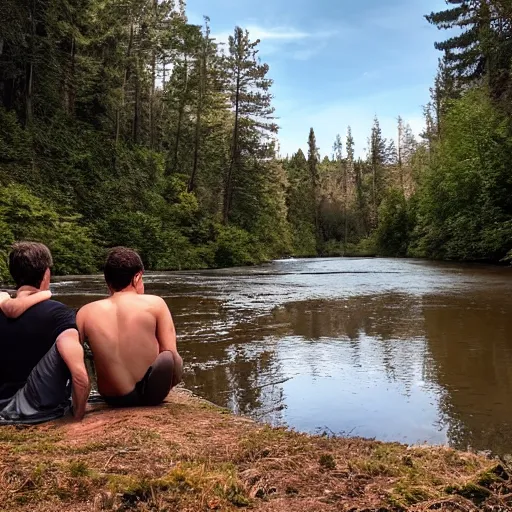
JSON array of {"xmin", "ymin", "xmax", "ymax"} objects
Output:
[{"xmin": 0, "ymin": 0, "xmax": 511, "ymax": 282}]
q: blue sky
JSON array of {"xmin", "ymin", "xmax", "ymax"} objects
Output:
[{"xmin": 187, "ymin": 0, "xmax": 448, "ymax": 158}]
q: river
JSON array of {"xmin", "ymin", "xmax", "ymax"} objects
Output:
[{"xmin": 52, "ymin": 257, "xmax": 512, "ymax": 455}]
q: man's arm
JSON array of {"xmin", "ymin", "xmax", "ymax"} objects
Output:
[
  {"xmin": 0, "ymin": 291, "xmax": 52, "ymax": 318},
  {"xmin": 76, "ymin": 307, "xmax": 86, "ymax": 343},
  {"xmin": 56, "ymin": 329, "xmax": 90, "ymax": 421},
  {"xmin": 155, "ymin": 298, "xmax": 183, "ymax": 387},
  {"xmin": 155, "ymin": 298, "xmax": 178, "ymax": 352}
]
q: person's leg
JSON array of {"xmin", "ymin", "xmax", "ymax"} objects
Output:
[
  {"xmin": 140, "ymin": 351, "xmax": 182, "ymax": 406},
  {"xmin": 0, "ymin": 345, "xmax": 71, "ymax": 424}
]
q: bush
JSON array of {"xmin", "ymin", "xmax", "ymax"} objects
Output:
[
  {"xmin": 414, "ymin": 88, "xmax": 512, "ymax": 262},
  {"xmin": 212, "ymin": 225, "xmax": 263, "ymax": 268},
  {"xmin": 0, "ymin": 184, "xmax": 98, "ymax": 276},
  {"xmin": 346, "ymin": 237, "xmax": 377, "ymax": 257},
  {"xmin": 291, "ymin": 221, "xmax": 317, "ymax": 257},
  {"xmin": 376, "ymin": 189, "xmax": 411, "ymax": 257}
]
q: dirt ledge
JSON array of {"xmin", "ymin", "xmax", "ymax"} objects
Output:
[{"xmin": 1, "ymin": 388, "xmax": 511, "ymax": 511}]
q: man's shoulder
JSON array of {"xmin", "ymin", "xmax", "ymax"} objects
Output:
[
  {"xmin": 23, "ymin": 299, "xmax": 77, "ymax": 334},
  {"xmin": 77, "ymin": 298, "xmax": 111, "ymax": 318},
  {"xmin": 142, "ymin": 294, "xmax": 168, "ymax": 308},
  {"xmin": 33, "ymin": 299, "xmax": 74, "ymax": 315}
]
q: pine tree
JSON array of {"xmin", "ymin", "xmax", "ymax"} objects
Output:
[
  {"xmin": 333, "ymin": 134, "xmax": 348, "ymax": 246},
  {"xmin": 346, "ymin": 126, "xmax": 355, "ymax": 195},
  {"xmin": 308, "ymin": 127, "xmax": 320, "ymax": 242},
  {"xmin": 397, "ymin": 117, "xmax": 418, "ymax": 197},
  {"xmin": 285, "ymin": 149, "xmax": 317, "ymax": 255},
  {"xmin": 222, "ymin": 26, "xmax": 277, "ymax": 225},
  {"xmin": 368, "ymin": 117, "xmax": 389, "ymax": 227},
  {"xmin": 426, "ymin": 1, "xmax": 512, "ymax": 102}
]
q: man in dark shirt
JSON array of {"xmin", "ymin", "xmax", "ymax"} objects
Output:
[{"xmin": 0, "ymin": 242, "xmax": 90, "ymax": 424}]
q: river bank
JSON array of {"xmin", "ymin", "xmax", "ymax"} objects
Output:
[{"xmin": 1, "ymin": 388, "xmax": 511, "ymax": 512}]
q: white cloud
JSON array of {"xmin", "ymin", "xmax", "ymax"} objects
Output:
[
  {"xmin": 245, "ymin": 26, "xmax": 311, "ymax": 41},
  {"xmin": 213, "ymin": 25, "xmax": 336, "ymax": 45}
]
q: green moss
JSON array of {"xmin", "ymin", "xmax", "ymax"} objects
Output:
[
  {"xmin": 319, "ymin": 454, "xmax": 336, "ymax": 470},
  {"xmin": 68, "ymin": 460, "xmax": 90, "ymax": 478},
  {"xmin": 390, "ymin": 483, "xmax": 433, "ymax": 506},
  {"xmin": 445, "ymin": 483, "xmax": 491, "ymax": 504},
  {"xmin": 477, "ymin": 465, "xmax": 508, "ymax": 486}
]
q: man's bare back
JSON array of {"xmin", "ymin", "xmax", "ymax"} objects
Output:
[
  {"xmin": 77, "ymin": 247, "xmax": 183, "ymax": 407},
  {"xmin": 77, "ymin": 292, "xmax": 180, "ymax": 396}
]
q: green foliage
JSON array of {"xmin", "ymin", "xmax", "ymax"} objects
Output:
[
  {"xmin": 376, "ymin": 189, "xmax": 411, "ymax": 257},
  {"xmin": 412, "ymin": 88, "xmax": 512, "ymax": 261},
  {"xmin": 0, "ymin": 0, "xmax": 510, "ymax": 279},
  {"xmin": 0, "ymin": 2, "xmax": 294, "ymax": 277},
  {"xmin": 0, "ymin": 219, "xmax": 14, "ymax": 284},
  {"xmin": 0, "ymin": 184, "xmax": 97, "ymax": 281},
  {"xmin": 211, "ymin": 225, "xmax": 262, "ymax": 268}
]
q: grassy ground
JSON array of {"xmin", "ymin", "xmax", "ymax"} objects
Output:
[{"xmin": 1, "ymin": 389, "xmax": 511, "ymax": 512}]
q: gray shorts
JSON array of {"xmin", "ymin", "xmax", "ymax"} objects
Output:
[{"xmin": 0, "ymin": 345, "xmax": 72, "ymax": 425}]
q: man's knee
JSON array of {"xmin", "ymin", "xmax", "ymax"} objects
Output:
[{"xmin": 155, "ymin": 351, "xmax": 182, "ymax": 387}]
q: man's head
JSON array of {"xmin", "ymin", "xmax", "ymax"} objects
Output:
[
  {"xmin": 104, "ymin": 247, "xmax": 144, "ymax": 294},
  {"xmin": 9, "ymin": 242, "xmax": 53, "ymax": 290}
]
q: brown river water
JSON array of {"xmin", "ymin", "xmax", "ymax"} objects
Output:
[{"xmin": 52, "ymin": 258, "xmax": 512, "ymax": 455}]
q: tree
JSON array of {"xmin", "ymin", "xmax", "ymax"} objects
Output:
[
  {"xmin": 426, "ymin": 1, "xmax": 512, "ymax": 105},
  {"xmin": 333, "ymin": 134, "xmax": 349, "ymax": 246},
  {"xmin": 222, "ymin": 26, "xmax": 277, "ymax": 225},
  {"xmin": 413, "ymin": 87, "xmax": 512, "ymax": 261},
  {"xmin": 397, "ymin": 117, "xmax": 418, "ymax": 196},
  {"xmin": 307, "ymin": 127, "xmax": 320, "ymax": 243},
  {"xmin": 367, "ymin": 117, "xmax": 390, "ymax": 227},
  {"xmin": 285, "ymin": 149, "xmax": 317, "ymax": 255}
]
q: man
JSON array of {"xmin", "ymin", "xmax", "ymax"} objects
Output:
[
  {"xmin": 0, "ymin": 242, "xmax": 90, "ymax": 424},
  {"xmin": 77, "ymin": 247, "xmax": 183, "ymax": 407}
]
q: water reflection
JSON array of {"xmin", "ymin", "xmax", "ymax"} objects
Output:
[
  {"xmin": 424, "ymin": 292, "xmax": 512, "ymax": 454},
  {"xmin": 52, "ymin": 259, "xmax": 512, "ymax": 455}
]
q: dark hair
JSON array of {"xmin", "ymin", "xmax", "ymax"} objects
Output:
[
  {"xmin": 9, "ymin": 242, "xmax": 53, "ymax": 289},
  {"xmin": 104, "ymin": 247, "xmax": 144, "ymax": 292}
]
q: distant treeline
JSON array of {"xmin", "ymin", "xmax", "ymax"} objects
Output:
[{"xmin": 0, "ymin": 0, "xmax": 511, "ymax": 282}]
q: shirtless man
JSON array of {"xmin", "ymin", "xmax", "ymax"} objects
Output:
[{"xmin": 76, "ymin": 247, "xmax": 183, "ymax": 407}]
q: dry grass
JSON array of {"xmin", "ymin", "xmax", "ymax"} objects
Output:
[{"xmin": 0, "ymin": 389, "xmax": 511, "ymax": 511}]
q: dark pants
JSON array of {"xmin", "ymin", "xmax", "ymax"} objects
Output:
[
  {"xmin": 103, "ymin": 351, "xmax": 182, "ymax": 408},
  {"xmin": 0, "ymin": 345, "xmax": 71, "ymax": 425}
]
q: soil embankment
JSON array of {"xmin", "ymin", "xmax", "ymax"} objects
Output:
[{"xmin": 1, "ymin": 388, "xmax": 511, "ymax": 511}]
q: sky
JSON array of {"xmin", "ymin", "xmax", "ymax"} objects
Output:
[{"xmin": 186, "ymin": 0, "xmax": 448, "ymax": 158}]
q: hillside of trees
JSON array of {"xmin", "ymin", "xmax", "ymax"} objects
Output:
[{"xmin": 1, "ymin": 0, "xmax": 511, "ymax": 282}]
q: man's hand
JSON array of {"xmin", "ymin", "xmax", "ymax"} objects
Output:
[{"xmin": 56, "ymin": 329, "xmax": 90, "ymax": 421}]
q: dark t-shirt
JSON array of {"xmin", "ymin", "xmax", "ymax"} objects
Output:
[{"xmin": 0, "ymin": 300, "xmax": 77, "ymax": 400}]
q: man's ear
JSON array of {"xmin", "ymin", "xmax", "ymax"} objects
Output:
[
  {"xmin": 41, "ymin": 268, "xmax": 51, "ymax": 291},
  {"xmin": 134, "ymin": 272, "xmax": 144, "ymax": 294}
]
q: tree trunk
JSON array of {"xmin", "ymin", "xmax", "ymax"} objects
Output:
[
  {"xmin": 133, "ymin": 55, "xmax": 140, "ymax": 143},
  {"xmin": 224, "ymin": 62, "xmax": 241, "ymax": 224},
  {"xmin": 172, "ymin": 55, "xmax": 188, "ymax": 173},
  {"xmin": 65, "ymin": 37, "xmax": 76, "ymax": 115},
  {"xmin": 116, "ymin": 22, "xmax": 134, "ymax": 146},
  {"xmin": 149, "ymin": 0, "xmax": 158, "ymax": 149},
  {"xmin": 398, "ymin": 120, "xmax": 404, "ymax": 194},
  {"xmin": 26, "ymin": 0, "xmax": 36, "ymax": 126},
  {"xmin": 150, "ymin": 50, "xmax": 156, "ymax": 148},
  {"xmin": 343, "ymin": 163, "xmax": 348, "ymax": 248},
  {"xmin": 189, "ymin": 43, "xmax": 207, "ymax": 193},
  {"xmin": 26, "ymin": 62, "xmax": 33, "ymax": 126}
]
